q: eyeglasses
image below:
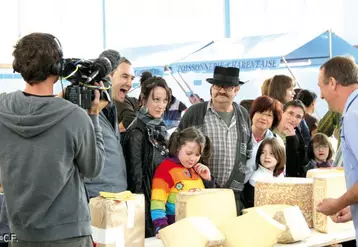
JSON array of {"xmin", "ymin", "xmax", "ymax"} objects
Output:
[
  {"xmin": 286, "ymin": 111, "xmax": 303, "ymax": 120},
  {"xmin": 213, "ymin": 85, "xmax": 235, "ymax": 91},
  {"xmin": 314, "ymin": 145, "xmax": 329, "ymax": 150}
]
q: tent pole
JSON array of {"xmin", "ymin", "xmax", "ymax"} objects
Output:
[
  {"xmin": 17, "ymin": 0, "xmax": 22, "ymax": 38},
  {"xmin": 178, "ymin": 71, "xmax": 197, "ymax": 96},
  {"xmin": 102, "ymin": 0, "xmax": 107, "ymax": 49},
  {"xmin": 164, "ymin": 65, "xmax": 197, "ymax": 101},
  {"xmin": 163, "ymin": 66, "xmax": 190, "ymax": 96},
  {"xmin": 177, "ymin": 71, "xmax": 201, "ymax": 103},
  {"xmin": 170, "ymin": 73, "xmax": 189, "ymax": 96},
  {"xmin": 128, "ymin": 84, "xmax": 141, "ymax": 94},
  {"xmin": 224, "ymin": 0, "xmax": 231, "ymax": 38},
  {"xmin": 328, "ymin": 29, "xmax": 332, "ymax": 59},
  {"xmin": 281, "ymin": 56, "xmax": 302, "ymax": 89}
]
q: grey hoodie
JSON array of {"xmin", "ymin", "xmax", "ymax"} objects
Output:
[
  {"xmin": 0, "ymin": 91, "xmax": 105, "ymax": 241},
  {"xmin": 84, "ymin": 108, "xmax": 127, "ymax": 197}
]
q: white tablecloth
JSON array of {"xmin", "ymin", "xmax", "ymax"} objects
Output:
[{"xmin": 144, "ymin": 226, "xmax": 355, "ymax": 247}]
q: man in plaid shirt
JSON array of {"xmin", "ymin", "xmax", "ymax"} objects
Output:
[{"xmin": 178, "ymin": 66, "xmax": 252, "ymax": 214}]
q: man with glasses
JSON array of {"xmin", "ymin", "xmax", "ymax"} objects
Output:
[
  {"xmin": 178, "ymin": 66, "xmax": 252, "ymax": 215},
  {"xmin": 273, "ymin": 100, "xmax": 308, "ymax": 177}
]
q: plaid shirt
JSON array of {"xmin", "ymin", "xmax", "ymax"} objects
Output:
[{"xmin": 203, "ymin": 104, "xmax": 238, "ymax": 187}]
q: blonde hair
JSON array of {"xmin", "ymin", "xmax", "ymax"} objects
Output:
[{"xmin": 261, "ymin": 78, "xmax": 272, "ymax": 96}]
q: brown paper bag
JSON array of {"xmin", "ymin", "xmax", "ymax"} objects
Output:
[{"xmin": 90, "ymin": 194, "xmax": 145, "ymax": 247}]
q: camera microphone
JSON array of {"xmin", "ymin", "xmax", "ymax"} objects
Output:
[
  {"xmin": 85, "ymin": 57, "xmax": 112, "ymax": 84},
  {"xmin": 99, "ymin": 49, "xmax": 121, "ymax": 74},
  {"xmin": 63, "ymin": 50, "xmax": 121, "ymax": 108}
]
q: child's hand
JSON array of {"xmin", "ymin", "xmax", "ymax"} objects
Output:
[
  {"xmin": 194, "ymin": 163, "xmax": 211, "ymax": 181},
  {"xmin": 156, "ymin": 233, "xmax": 160, "ymax": 239}
]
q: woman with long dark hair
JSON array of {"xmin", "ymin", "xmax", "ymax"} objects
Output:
[{"xmin": 122, "ymin": 75, "xmax": 171, "ymax": 237}]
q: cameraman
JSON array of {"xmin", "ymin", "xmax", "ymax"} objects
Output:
[
  {"xmin": 0, "ymin": 33, "xmax": 105, "ymax": 246},
  {"xmin": 84, "ymin": 51, "xmax": 128, "ymax": 198}
]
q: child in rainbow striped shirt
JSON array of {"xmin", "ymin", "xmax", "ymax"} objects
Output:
[{"xmin": 150, "ymin": 127, "xmax": 214, "ymax": 235}]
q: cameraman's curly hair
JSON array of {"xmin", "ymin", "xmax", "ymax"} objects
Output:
[{"xmin": 12, "ymin": 33, "xmax": 62, "ymax": 85}]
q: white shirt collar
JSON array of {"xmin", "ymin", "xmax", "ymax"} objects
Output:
[{"xmin": 249, "ymin": 165, "xmax": 274, "ymax": 186}]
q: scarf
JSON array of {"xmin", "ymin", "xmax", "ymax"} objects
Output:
[
  {"xmin": 136, "ymin": 107, "xmax": 169, "ymax": 156},
  {"xmin": 315, "ymin": 160, "xmax": 333, "ymax": 168}
]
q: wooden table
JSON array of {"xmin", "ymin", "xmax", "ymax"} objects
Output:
[{"xmin": 145, "ymin": 227, "xmax": 356, "ymax": 247}]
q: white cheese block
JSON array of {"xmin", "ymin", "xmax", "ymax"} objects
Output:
[
  {"xmin": 242, "ymin": 204, "xmax": 291, "ymax": 217},
  {"xmin": 255, "ymin": 177, "xmax": 313, "ymax": 227},
  {"xmin": 175, "ymin": 189, "xmax": 236, "ymax": 226},
  {"xmin": 159, "ymin": 217, "xmax": 225, "ymax": 247},
  {"xmin": 313, "ymin": 173, "xmax": 354, "ymax": 233},
  {"xmin": 273, "ymin": 206, "xmax": 311, "ymax": 243},
  {"xmin": 218, "ymin": 209, "xmax": 286, "ymax": 247},
  {"xmin": 306, "ymin": 168, "xmax": 344, "ymax": 178},
  {"xmin": 242, "ymin": 205, "xmax": 311, "ymax": 243}
]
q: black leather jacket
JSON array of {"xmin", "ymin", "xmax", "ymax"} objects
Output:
[
  {"xmin": 122, "ymin": 118, "xmax": 159, "ymax": 237},
  {"xmin": 285, "ymin": 127, "xmax": 308, "ymax": 178}
]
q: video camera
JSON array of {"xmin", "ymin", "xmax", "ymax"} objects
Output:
[{"xmin": 62, "ymin": 56, "xmax": 113, "ymax": 109}]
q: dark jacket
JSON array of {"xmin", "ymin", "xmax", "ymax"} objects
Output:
[
  {"xmin": 285, "ymin": 127, "xmax": 308, "ymax": 177},
  {"xmin": 122, "ymin": 118, "xmax": 161, "ymax": 238},
  {"xmin": 115, "ymin": 96, "xmax": 139, "ymax": 129},
  {"xmin": 303, "ymin": 159, "xmax": 333, "ymax": 176},
  {"xmin": 178, "ymin": 101, "xmax": 252, "ymax": 214},
  {"xmin": 304, "ymin": 114, "xmax": 318, "ymax": 135},
  {"xmin": 299, "ymin": 119, "xmax": 311, "ymax": 149}
]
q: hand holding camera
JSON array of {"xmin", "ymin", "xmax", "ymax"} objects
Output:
[
  {"xmin": 87, "ymin": 82, "xmax": 109, "ymax": 115},
  {"xmin": 62, "ymin": 52, "xmax": 118, "ymax": 109}
]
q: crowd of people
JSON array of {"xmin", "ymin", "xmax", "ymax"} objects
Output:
[{"xmin": 0, "ymin": 32, "xmax": 358, "ymax": 247}]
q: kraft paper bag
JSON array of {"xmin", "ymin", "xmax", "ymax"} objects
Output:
[{"xmin": 90, "ymin": 193, "xmax": 145, "ymax": 247}]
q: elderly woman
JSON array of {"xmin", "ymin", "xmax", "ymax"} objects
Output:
[
  {"xmin": 242, "ymin": 96, "xmax": 283, "ymax": 207},
  {"xmin": 244, "ymin": 96, "xmax": 283, "ymax": 182}
]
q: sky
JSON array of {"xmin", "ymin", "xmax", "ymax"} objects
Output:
[
  {"xmin": 0, "ymin": 0, "xmax": 357, "ymax": 116},
  {"xmin": 0, "ymin": 0, "xmax": 357, "ymax": 64}
]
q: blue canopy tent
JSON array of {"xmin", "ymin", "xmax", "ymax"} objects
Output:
[
  {"xmin": 170, "ymin": 30, "xmax": 358, "ymax": 73},
  {"xmin": 284, "ymin": 31, "xmax": 358, "ymax": 63},
  {"xmin": 119, "ymin": 41, "xmax": 214, "ymax": 78},
  {"xmin": 123, "ymin": 30, "xmax": 358, "ymax": 117},
  {"xmin": 119, "ymin": 40, "xmax": 214, "ymax": 102},
  {"xmin": 168, "ymin": 30, "xmax": 358, "ymax": 117}
]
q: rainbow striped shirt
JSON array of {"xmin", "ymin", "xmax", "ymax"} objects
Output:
[{"xmin": 150, "ymin": 158, "xmax": 205, "ymax": 233}]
